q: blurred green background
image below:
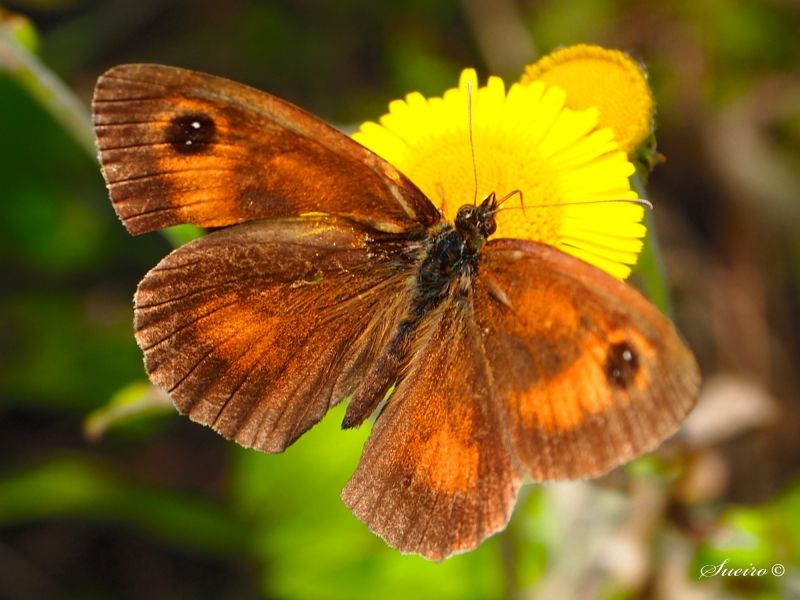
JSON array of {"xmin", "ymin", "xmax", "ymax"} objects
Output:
[{"xmin": 1, "ymin": 0, "xmax": 800, "ymax": 598}]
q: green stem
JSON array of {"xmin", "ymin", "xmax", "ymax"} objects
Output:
[
  {"xmin": 632, "ymin": 172, "xmax": 673, "ymax": 318},
  {"xmin": 0, "ymin": 20, "xmax": 96, "ymax": 160}
]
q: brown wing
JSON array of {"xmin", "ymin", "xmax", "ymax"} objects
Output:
[
  {"xmin": 92, "ymin": 64, "xmax": 439, "ymax": 235},
  {"xmin": 342, "ymin": 302, "xmax": 524, "ymax": 562},
  {"xmin": 134, "ymin": 216, "xmax": 417, "ymax": 452},
  {"xmin": 473, "ymin": 239, "xmax": 700, "ymax": 481}
]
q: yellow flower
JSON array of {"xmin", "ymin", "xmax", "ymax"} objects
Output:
[
  {"xmin": 353, "ymin": 53, "xmax": 648, "ymax": 280},
  {"xmin": 521, "ymin": 44, "xmax": 655, "ymax": 155}
]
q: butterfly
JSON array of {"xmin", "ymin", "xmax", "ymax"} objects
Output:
[{"xmin": 92, "ymin": 64, "xmax": 700, "ymax": 561}]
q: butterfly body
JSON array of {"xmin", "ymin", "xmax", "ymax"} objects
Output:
[
  {"xmin": 344, "ymin": 194, "xmax": 499, "ymax": 428},
  {"xmin": 93, "ymin": 64, "xmax": 700, "ymax": 561},
  {"xmin": 418, "ymin": 200, "xmax": 494, "ymax": 298}
]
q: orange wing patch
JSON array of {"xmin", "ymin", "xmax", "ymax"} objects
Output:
[
  {"xmin": 516, "ymin": 328, "xmax": 658, "ymax": 432},
  {"xmin": 411, "ymin": 414, "xmax": 479, "ymax": 495}
]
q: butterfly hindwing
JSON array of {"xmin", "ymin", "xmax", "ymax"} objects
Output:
[
  {"xmin": 342, "ymin": 300, "xmax": 523, "ymax": 562},
  {"xmin": 135, "ymin": 216, "xmax": 418, "ymax": 452},
  {"xmin": 473, "ymin": 239, "xmax": 700, "ymax": 481},
  {"xmin": 93, "ymin": 64, "xmax": 440, "ymax": 235}
]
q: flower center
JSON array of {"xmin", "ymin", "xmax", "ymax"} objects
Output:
[{"xmin": 400, "ymin": 133, "xmax": 565, "ymax": 248}]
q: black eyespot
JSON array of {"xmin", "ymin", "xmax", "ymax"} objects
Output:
[
  {"xmin": 604, "ymin": 341, "xmax": 639, "ymax": 388},
  {"xmin": 166, "ymin": 113, "xmax": 217, "ymax": 155}
]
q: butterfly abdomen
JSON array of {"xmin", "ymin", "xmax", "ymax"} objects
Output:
[{"xmin": 341, "ymin": 221, "xmax": 484, "ymax": 429}]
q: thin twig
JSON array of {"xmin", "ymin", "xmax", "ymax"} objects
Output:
[{"xmin": 0, "ymin": 19, "xmax": 96, "ymax": 160}]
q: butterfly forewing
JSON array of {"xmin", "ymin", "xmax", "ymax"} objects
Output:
[
  {"xmin": 135, "ymin": 216, "xmax": 418, "ymax": 452},
  {"xmin": 93, "ymin": 64, "xmax": 439, "ymax": 235},
  {"xmin": 473, "ymin": 239, "xmax": 700, "ymax": 481}
]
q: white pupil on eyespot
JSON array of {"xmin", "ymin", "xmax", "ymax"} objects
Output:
[
  {"xmin": 186, "ymin": 140, "xmax": 192, "ymax": 145},
  {"xmin": 191, "ymin": 121, "xmax": 201, "ymax": 129},
  {"xmin": 622, "ymin": 349, "xmax": 633, "ymax": 361}
]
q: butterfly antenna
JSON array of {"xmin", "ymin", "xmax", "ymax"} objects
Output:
[
  {"xmin": 467, "ymin": 80, "xmax": 479, "ymax": 207},
  {"xmin": 495, "ymin": 189, "xmax": 525, "ymax": 216},
  {"xmin": 495, "ymin": 197, "xmax": 654, "ymax": 213}
]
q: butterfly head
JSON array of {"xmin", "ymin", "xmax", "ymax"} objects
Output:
[{"xmin": 455, "ymin": 193, "xmax": 498, "ymax": 240}]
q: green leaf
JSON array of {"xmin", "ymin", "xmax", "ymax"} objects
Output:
[
  {"xmin": 0, "ymin": 456, "xmax": 250, "ymax": 557},
  {"xmin": 84, "ymin": 381, "xmax": 175, "ymax": 442},
  {"xmin": 162, "ymin": 224, "xmax": 207, "ymax": 248},
  {"xmin": 230, "ymin": 403, "xmax": 507, "ymax": 600}
]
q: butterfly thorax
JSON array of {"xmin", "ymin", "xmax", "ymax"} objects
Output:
[{"xmin": 413, "ymin": 194, "xmax": 498, "ymax": 309}]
